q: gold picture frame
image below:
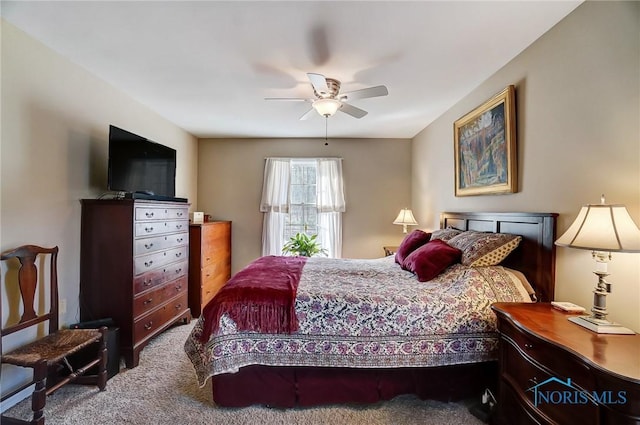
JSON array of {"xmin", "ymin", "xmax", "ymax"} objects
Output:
[{"xmin": 454, "ymin": 85, "xmax": 517, "ymax": 196}]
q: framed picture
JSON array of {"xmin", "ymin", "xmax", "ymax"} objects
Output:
[{"xmin": 454, "ymin": 85, "xmax": 517, "ymax": 196}]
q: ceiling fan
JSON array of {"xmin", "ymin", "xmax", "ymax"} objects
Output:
[{"xmin": 265, "ymin": 73, "xmax": 389, "ymax": 120}]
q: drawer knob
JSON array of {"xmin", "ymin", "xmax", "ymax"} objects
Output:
[
  {"xmin": 177, "ymin": 212, "xmax": 183, "ymax": 217},
  {"xmin": 176, "ymin": 284, "xmax": 183, "ymax": 290},
  {"xmin": 144, "ymin": 260, "xmax": 154, "ymax": 268},
  {"xmin": 175, "ymin": 252, "xmax": 182, "ymax": 258},
  {"xmin": 524, "ymin": 343, "xmax": 534, "ymax": 349},
  {"xmin": 143, "ymin": 279, "xmax": 152, "ymax": 287},
  {"xmin": 145, "ymin": 227, "xmax": 154, "ymax": 233},
  {"xmin": 143, "ymin": 298, "xmax": 153, "ymax": 305},
  {"xmin": 176, "ymin": 268, "xmax": 182, "ymax": 274},
  {"xmin": 144, "ymin": 321, "xmax": 153, "ymax": 330},
  {"xmin": 176, "ymin": 224, "xmax": 183, "ymax": 229},
  {"xmin": 145, "ymin": 212, "xmax": 154, "ymax": 218},
  {"xmin": 144, "ymin": 243, "xmax": 154, "ymax": 249},
  {"xmin": 177, "ymin": 238, "xmax": 183, "ymax": 243},
  {"xmin": 175, "ymin": 303, "xmax": 182, "ymax": 310}
]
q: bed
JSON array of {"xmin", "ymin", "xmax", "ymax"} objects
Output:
[{"xmin": 185, "ymin": 211, "xmax": 557, "ymax": 407}]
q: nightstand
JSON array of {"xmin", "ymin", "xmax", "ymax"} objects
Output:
[
  {"xmin": 383, "ymin": 246, "xmax": 399, "ymax": 256},
  {"xmin": 491, "ymin": 302, "xmax": 639, "ymax": 425}
]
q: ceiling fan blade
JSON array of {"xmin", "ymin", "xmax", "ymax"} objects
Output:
[
  {"xmin": 339, "ymin": 103, "xmax": 368, "ymax": 119},
  {"xmin": 340, "ymin": 85, "xmax": 388, "ymax": 101},
  {"xmin": 307, "ymin": 73, "xmax": 329, "ymax": 94},
  {"xmin": 299, "ymin": 108, "xmax": 317, "ymax": 120},
  {"xmin": 264, "ymin": 97, "xmax": 310, "ymax": 102}
]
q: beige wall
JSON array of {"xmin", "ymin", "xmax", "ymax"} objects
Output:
[
  {"xmin": 1, "ymin": 0, "xmax": 638, "ymax": 411},
  {"xmin": 197, "ymin": 138, "xmax": 412, "ymax": 273},
  {"xmin": 412, "ymin": 1, "xmax": 640, "ymax": 331},
  {"xmin": 0, "ymin": 21, "xmax": 198, "ymax": 406}
]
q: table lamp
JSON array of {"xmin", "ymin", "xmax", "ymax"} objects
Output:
[
  {"xmin": 555, "ymin": 195, "xmax": 640, "ymax": 334},
  {"xmin": 393, "ymin": 209, "xmax": 418, "ymax": 233}
]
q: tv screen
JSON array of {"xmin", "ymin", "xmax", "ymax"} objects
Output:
[{"xmin": 108, "ymin": 125, "xmax": 176, "ymax": 198}]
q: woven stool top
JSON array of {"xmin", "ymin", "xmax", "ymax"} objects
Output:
[{"xmin": 1, "ymin": 328, "xmax": 102, "ymax": 367}]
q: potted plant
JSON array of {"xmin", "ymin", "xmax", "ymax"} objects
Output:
[{"xmin": 282, "ymin": 233, "xmax": 327, "ymax": 257}]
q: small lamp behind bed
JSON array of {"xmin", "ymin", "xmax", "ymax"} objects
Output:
[
  {"xmin": 555, "ymin": 195, "xmax": 640, "ymax": 335},
  {"xmin": 393, "ymin": 209, "xmax": 418, "ymax": 233}
]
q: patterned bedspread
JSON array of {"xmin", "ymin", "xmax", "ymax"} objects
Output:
[{"xmin": 185, "ymin": 255, "xmax": 531, "ymax": 387}]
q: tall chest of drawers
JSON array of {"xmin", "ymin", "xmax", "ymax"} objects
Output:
[
  {"xmin": 80, "ymin": 199, "xmax": 191, "ymax": 368},
  {"xmin": 188, "ymin": 221, "xmax": 231, "ymax": 317}
]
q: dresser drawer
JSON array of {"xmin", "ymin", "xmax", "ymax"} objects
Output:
[
  {"xmin": 201, "ymin": 270, "xmax": 228, "ymax": 308},
  {"xmin": 596, "ymin": 372, "xmax": 640, "ymax": 422},
  {"xmin": 133, "ymin": 275, "xmax": 188, "ymax": 319},
  {"xmin": 201, "ymin": 226, "xmax": 231, "ymax": 266},
  {"xmin": 134, "ymin": 219, "xmax": 188, "ymax": 238},
  {"xmin": 133, "ymin": 292, "xmax": 189, "ymax": 343},
  {"xmin": 201, "ymin": 260, "xmax": 229, "ymax": 282},
  {"xmin": 135, "ymin": 205, "xmax": 189, "ymax": 221},
  {"xmin": 499, "ymin": 318, "xmax": 595, "ymax": 391},
  {"xmin": 501, "ymin": 336, "xmax": 599, "ymax": 425},
  {"xmin": 133, "ymin": 260, "xmax": 188, "ymax": 294},
  {"xmin": 134, "ymin": 245, "xmax": 188, "ymax": 275},
  {"xmin": 134, "ymin": 231, "xmax": 188, "ymax": 255},
  {"xmin": 201, "ymin": 250, "xmax": 230, "ymax": 269},
  {"xmin": 498, "ymin": 381, "xmax": 545, "ymax": 425}
]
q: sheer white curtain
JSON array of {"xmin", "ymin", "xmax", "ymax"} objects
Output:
[
  {"xmin": 260, "ymin": 158, "xmax": 290, "ymax": 256},
  {"xmin": 316, "ymin": 158, "xmax": 346, "ymax": 258}
]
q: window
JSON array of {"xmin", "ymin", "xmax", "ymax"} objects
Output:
[
  {"xmin": 260, "ymin": 158, "xmax": 345, "ymax": 258},
  {"xmin": 285, "ymin": 160, "xmax": 318, "ymax": 241}
]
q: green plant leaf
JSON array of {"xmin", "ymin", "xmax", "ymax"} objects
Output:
[{"xmin": 281, "ymin": 232, "xmax": 328, "ymax": 257}]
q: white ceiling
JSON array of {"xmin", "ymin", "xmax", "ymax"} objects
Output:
[{"xmin": 1, "ymin": 1, "xmax": 582, "ymax": 139}]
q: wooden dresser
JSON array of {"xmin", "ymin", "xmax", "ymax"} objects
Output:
[
  {"xmin": 492, "ymin": 302, "xmax": 640, "ymax": 425},
  {"xmin": 80, "ymin": 199, "xmax": 191, "ymax": 368},
  {"xmin": 188, "ymin": 221, "xmax": 231, "ymax": 317}
]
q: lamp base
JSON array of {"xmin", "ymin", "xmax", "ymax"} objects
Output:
[{"xmin": 568, "ymin": 315, "xmax": 635, "ymax": 335}]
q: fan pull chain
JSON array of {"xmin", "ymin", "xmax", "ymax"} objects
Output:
[{"xmin": 324, "ymin": 116, "xmax": 329, "ymax": 146}]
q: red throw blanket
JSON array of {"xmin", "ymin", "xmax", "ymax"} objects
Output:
[{"xmin": 200, "ymin": 255, "xmax": 307, "ymax": 342}]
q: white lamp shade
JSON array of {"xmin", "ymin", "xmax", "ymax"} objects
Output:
[
  {"xmin": 555, "ymin": 203, "xmax": 640, "ymax": 252},
  {"xmin": 312, "ymin": 98, "xmax": 341, "ymax": 117},
  {"xmin": 393, "ymin": 209, "xmax": 418, "ymax": 226}
]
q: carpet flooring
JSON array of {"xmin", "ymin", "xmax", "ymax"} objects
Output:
[{"xmin": 4, "ymin": 322, "xmax": 487, "ymax": 424}]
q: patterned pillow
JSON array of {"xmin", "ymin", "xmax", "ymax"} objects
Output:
[
  {"xmin": 395, "ymin": 229, "xmax": 432, "ymax": 265},
  {"xmin": 402, "ymin": 239, "xmax": 462, "ymax": 282},
  {"xmin": 447, "ymin": 231, "xmax": 522, "ymax": 267},
  {"xmin": 429, "ymin": 227, "xmax": 463, "ymax": 242}
]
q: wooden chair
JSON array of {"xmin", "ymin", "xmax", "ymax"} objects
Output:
[{"xmin": 1, "ymin": 245, "xmax": 107, "ymax": 425}]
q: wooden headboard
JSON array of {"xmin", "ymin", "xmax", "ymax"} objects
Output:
[{"xmin": 440, "ymin": 212, "xmax": 558, "ymax": 302}]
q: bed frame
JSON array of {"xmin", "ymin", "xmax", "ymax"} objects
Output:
[
  {"xmin": 211, "ymin": 211, "xmax": 558, "ymax": 407},
  {"xmin": 440, "ymin": 211, "xmax": 557, "ymax": 303}
]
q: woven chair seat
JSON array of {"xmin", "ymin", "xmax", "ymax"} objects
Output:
[{"xmin": 2, "ymin": 329, "xmax": 102, "ymax": 367}]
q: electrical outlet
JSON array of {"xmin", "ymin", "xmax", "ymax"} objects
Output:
[
  {"xmin": 482, "ymin": 388, "xmax": 496, "ymax": 406},
  {"xmin": 60, "ymin": 298, "xmax": 67, "ymax": 314}
]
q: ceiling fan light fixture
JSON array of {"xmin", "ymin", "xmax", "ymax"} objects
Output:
[{"xmin": 312, "ymin": 98, "xmax": 341, "ymax": 117}]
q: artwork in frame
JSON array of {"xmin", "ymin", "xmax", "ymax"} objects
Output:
[{"xmin": 454, "ymin": 85, "xmax": 517, "ymax": 196}]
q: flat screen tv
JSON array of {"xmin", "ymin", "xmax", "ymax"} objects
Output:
[{"xmin": 107, "ymin": 125, "xmax": 177, "ymax": 199}]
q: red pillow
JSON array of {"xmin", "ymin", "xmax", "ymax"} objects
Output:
[
  {"xmin": 402, "ymin": 239, "xmax": 462, "ymax": 282},
  {"xmin": 394, "ymin": 229, "xmax": 432, "ymax": 265}
]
